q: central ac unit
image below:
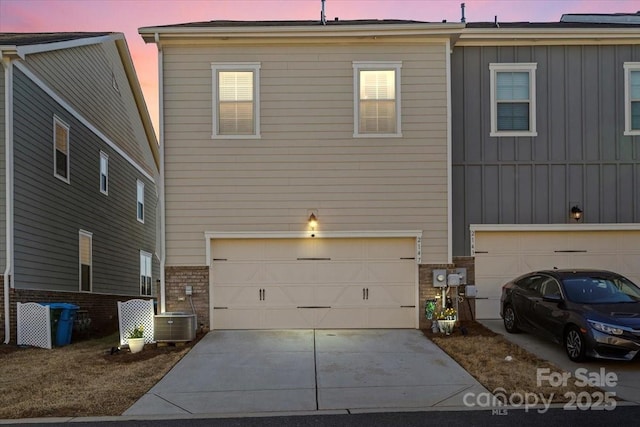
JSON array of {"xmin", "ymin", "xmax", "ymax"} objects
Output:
[{"xmin": 154, "ymin": 312, "xmax": 196, "ymax": 342}]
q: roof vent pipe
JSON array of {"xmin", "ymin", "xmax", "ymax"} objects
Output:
[
  {"xmin": 460, "ymin": 3, "xmax": 466, "ymax": 23},
  {"xmin": 321, "ymin": 0, "xmax": 327, "ymax": 25},
  {"xmin": 494, "ymin": 15, "xmax": 499, "ymax": 27}
]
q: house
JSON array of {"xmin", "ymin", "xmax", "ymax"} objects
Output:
[
  {"xmin": 0, "ymin": 33, "xmax": 159, "ymax": 343},
  {"xmin": 450, "ymin": 14, "xmax": 640, "ymax": 318},
  {"xmin": 139, "ymin": 19, "xmax": 468, "ymax": 330}
]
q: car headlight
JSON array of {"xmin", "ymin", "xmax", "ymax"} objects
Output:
[{"xmin": 588, "ymin": 320, "xmax": 624, "ymax": 336}]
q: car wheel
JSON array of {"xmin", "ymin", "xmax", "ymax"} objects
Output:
[
  {"xmin": 503, "ymin": 305, "xmax": 520, "ymax": 333},
  {"xmin": 565, "ymin": 326, "xmax": 587, "ymax": 362}
]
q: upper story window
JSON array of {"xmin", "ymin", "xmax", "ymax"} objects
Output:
[
  {"xmin": 490, "ymin": 63, "xmax": 537, "ymax": 137},
  {"xmin": 353, "ymin": 61, "xmax": 402, "ymax": 137},
  {"xmin": 624, "ymin": 62, "xmax": 640, "ymax": 135},
  {"xmin": 100, "ymin": 151, "xmax": 109, "ymax": 195},
  {"xmin": 53, "ymin": 116, "xmax": 70, "ymax": 183},
  {"xmin": 136, "ymin": 180, "xmax": 144, "ymax": 223},
  {"xmin": 212, "ymin": 63, "xmax": 261, "ymax": 138}
]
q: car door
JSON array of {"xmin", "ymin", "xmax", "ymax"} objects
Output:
[
  {"xmin": 511, "ymin": 275, "xmax": 544, "ymax": 330},
  {"xmin": 532, "ymin": 276, "xmax": 567, "ymax": 342}
]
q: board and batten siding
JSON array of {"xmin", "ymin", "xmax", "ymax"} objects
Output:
[
  {"xmin": 162, "ymin": 41, "xmax": 450, "ymax": 266},
  {"xmin": 0, "ymin": 66, "xmax": 5, "ymax": 272},
  {"xmin": 11, "ymin": 69, "xmax": 157, "ymax": 294},
  {"xmin": 452, "ymin": 44, "xmax": 640, "ymax": 256},
  {"xmin": 25, "ymin": 40, "xmax": 156, "ymax": 176}
]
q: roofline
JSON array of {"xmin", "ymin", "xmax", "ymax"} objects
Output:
[
  {"xmin": 456, "ymin": 26, "xmax": 640, "ymax": 46},
  {"xmin": 3, "ymin": 34, "xmax": 118, "ymax": 60},
  {"xmin": 139, "ymin": 22, "xmax": 466, "ymax": 42}
]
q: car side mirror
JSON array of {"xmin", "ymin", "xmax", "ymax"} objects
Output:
[{"xmin": 543, "ymin": 294, "xmax": 563, "ymax": 303}]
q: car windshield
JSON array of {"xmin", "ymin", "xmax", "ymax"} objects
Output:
[{"xmin": 562, "ymin": 276, "xmax": 640, "ymax": 304}]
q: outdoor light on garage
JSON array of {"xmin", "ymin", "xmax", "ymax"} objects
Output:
[
  {"xmin": 308, "ymin": 213, "xmax": 318, "ymax": 236},
  {"xmin": 570, "ymin": 206, "xmax": 583, "ymax": 222}
]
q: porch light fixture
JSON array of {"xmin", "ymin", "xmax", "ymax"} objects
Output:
[
  {"xmin": 308, "ymin": 213, "xmax": 318, "ymax": 230},
  {"xmin": 570, "ymin": 206, "xmax": 583, "ymax": 222}
]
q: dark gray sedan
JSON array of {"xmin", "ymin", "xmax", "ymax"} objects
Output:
[{"xmin": 500, "ymin": 269, "xmax": 640, "ymax": 362}]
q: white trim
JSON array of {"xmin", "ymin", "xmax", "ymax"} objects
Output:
[
  {"xmin": 470, "ymin": 223, "xmax": 640, "ymax": 232},
  {"xmin": 99, "ymin": 151, "xmax": 109, "ymax": 195},
  {"xmin": 157, "ymin": 35, "xmax": 167, "ymax": 313},
  {"xmin": 211, "ymin": 62, "xmax": 261, "ymax": 139},
  {"xmin": 53, "ymin": 115, "xmax": 70, "ymax": 184},
  {"xmin": 445, "ymin": 39, "xmax": 453, "ymax": 265},
  {"xmin": 624, "ymin": 62, "xmax": 640, "ymax": 136},
  {"xmin": 489, "ymin": 63, "xmax": 537, "ymax": 137},
  {"xmin": 78, "ymin": 230, "xmax": 93, "ymax": 293},
  {"xmin": 204, "ymin": 230, "xmax": 423, "ymax": 267},
  {"xmin": 14, "ymin": 62, "xmax": 155, "ymax": 183},
  {"xmin": 15, "ymin": 34, "xmax": 117, "ymax": 58},
  {"xmin": 3, "ymin": 57, "xmax": 14, "ymax": 344},
  {"xmin": 136, "ymin": 179, "xmax": 145, "ymax": 223},
  {"xmin": 352, "ymin": 61, "xmax": 402, "ymax": 138}
]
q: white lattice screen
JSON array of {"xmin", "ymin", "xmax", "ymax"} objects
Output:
[
  {"xmin": 17, "ymin": 302, "xmax": 52, "ymax": 349},
  {"xmin": 118, "ymin": 299, "xmax": 155, "ymax": 345}
]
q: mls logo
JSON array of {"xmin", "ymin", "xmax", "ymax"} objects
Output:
[{"xmin": 492, "ymin": 408, "xmax": 508, "ymax": 415}]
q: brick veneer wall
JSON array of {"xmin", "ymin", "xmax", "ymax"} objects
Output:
[
  {"xmin": 418, "ymin": 256, "xmax": 476, "ymax": 330},
  {"xmin": 2, "ymin": 287, "xmax": 154, "ymax": 344},
  {"xmin": 165, "ymin": 266, "xmax": 210, "ymax": 331}
]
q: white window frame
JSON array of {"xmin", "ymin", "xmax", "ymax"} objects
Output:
[
  {"xmin": 136, "ymin": 179, "xmax": 144, "ymax": 223},
  {"xmin": 624, "ymin": 62, "xmax": 640, "ymax": 136},
  {"xmin": 490, "ymin": 63, "xmax": 537, "ymax": 137},
  {"xmin": 53, "ymin": 116, "xmax": 70, "ymax": 183},
  {"xmin": 140, "ymin": 250, "xmax": 152, "ymax": 297},
  {"xmin": 353, "ymin": 61, "xmax": 402, "ymax": 138},
  {"xmin": 79, "ymin": 230, "xmax": 93, "ymax": 292},
  {"xmin": 211, "ymin": 63, "xmax": 261, "ymax": 139},
  {"xmin": 100, "ymin": 151, "xmax": 109, "ymax": 195}
]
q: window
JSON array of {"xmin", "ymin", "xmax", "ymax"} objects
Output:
[
  {"xmin": 624, "ymin": 62, "xmax": 640, "ymax": 135},
  {"xmin": 140, "ymin": 251, "xmax": 152, "ymax": 296},
  {"xmin": 490, "ymin": 63, "xmax": 537, "ymax": 137},
  {"xmin": 353, "ymin": 62, "xmax": 402, "ymax": 137},
  {"xmin": 212, "ymin": 63, "xmax": 261, "ymax": 138},
  {"xmin": 100, "ymin": 151, "xmax": 108, "ymax": 195},
  {"xmin": 53, "ymin": 116, "xmax": 70, "ymax": 182},
  {"xmin": 136, "ymin": 180, "xmax": 144, "ymax": 223},
  {"xmin": 79, "ymin": 230, "xmax": 92, "ymax": 292}
]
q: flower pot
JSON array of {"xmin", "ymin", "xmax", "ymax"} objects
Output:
[
  {"xmin": 128, "ymin": 337, "xmax": 145, "ymax": 353},
  {"xmin": 438, "ymin": 319, "xmax": 456, "ymax": 334}
]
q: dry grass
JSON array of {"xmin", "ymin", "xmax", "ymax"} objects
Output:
[
  {"xmin": 0, "ymin": 334, "xmax": 194, "ymax": 419},
  {"xmin": 426, "ymin": 321, "xmax": 603, "ymax": 403}
]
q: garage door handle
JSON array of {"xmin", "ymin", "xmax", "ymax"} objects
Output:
[
  {"xmin": 363, "ymin": 288, "xmax": 369, "ymax": 300},
  {"xmin": 297, "ymin": 306, "xmax": 331, "ymax": 309}
]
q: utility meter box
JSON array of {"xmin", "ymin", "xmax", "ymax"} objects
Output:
[
  {"xmin": 433, "ymin": 269, "xmax": 447, "ymax": 287},
  {"xmin": 465, "ymin": 285, "xmax": 478, "ymax": 298},
  {"xmin": 447, "ymin": 274, "xmax": 461, "ymax": 287}
]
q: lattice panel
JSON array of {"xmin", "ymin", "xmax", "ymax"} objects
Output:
[
  {"xmin": 118, "ymin": 299, "xmax": 155, "ymax": 345},
  {"xmin": 17, "ymin": 302, "xmax": 52, "ymax": 349}
]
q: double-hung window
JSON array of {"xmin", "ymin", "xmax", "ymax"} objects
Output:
[
  {"xmin": 100, "ymin": 151, "xmax": 108, "ymax": 195},
  {"xmin": 136, "ymin": 180, "xmax": 144, "ymax": 223},
  {"xmin": 490, "ymin": 63, "xmax": 537, "ymax": 137},
  {"xmin": 79, "ymin": 230, "xmax": 92, "ymax": 292},
  {"xmin": 624, "ymin": 62, "xmax": 640, "ymax": 135},
  {"xmin": 53, "ymin": 116, "xmax": 70, "ymax": 182},
  {"xmin": 212, "ymin": 63, "xmax": 260, "ymax": 138},
  {"xmin": 353, "ymin": 61, "xmax": 402, "ymax": 137},
  {"xmin": 140, "ymin": 251, "xmax": 152, "ymax": 296}
]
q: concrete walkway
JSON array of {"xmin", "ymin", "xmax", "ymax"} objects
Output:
[
  {"xmin": 480, "ymin": 319, "xmax": 640, "ymax": 405},
  {"xmin": 125, "ymin": 329, "xmax": 487, "ymax": 416}
]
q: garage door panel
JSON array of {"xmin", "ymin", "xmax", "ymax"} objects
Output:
[
  {"xmin": 213, "ymin": 263, "xmax": 262, "ymax": 284},
  {"xmin": 315, "ymin": 262, "xmax": 366, "ymax": 283},
  {"xmin": 266, "ymin": 262, "xmax": 317, "ymax": 284},
  {"xmin": 367, "ymin": 285, "xmax": 415, "ymax": 306},
  {"xmin": 521, "ymin": 254, "xmax": 567, "ymax": 272},
  {"xmin": 475, "ymin": 254, "xmax": 520, "ymax": 277},
  {"xmin": 212, "ymin": 308, "xmax": 261, "ymax": 329},
  {"xmin": 367, "ymin": 262, "xmax": 415, "ymax": 283}
]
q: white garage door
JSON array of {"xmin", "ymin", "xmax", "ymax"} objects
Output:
[
  {"xmin": 210, "ymin": 238, "xmax": 417, "ymax": 329},
  {"xmin": 474, "ymin": 229, "xmax": 640, "ymax": 319}
]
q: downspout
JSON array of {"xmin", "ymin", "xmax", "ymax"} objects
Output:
[
  {"xmin": 156, "ymin": 33, "xmax": 166, "ymax": 313},
  {"xmin": 2, "ymin": 55, "xmax": 14, "ymax": 344},
  {"xmin": 445, "ymin": 38, "xmax": 453, "ymax": 265}
]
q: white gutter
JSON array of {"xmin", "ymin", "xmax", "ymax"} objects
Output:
[
  {"xmin": 156, "ymin": 33, "xmax": 166, "ymax": 314},
  {"xmin": 2, "ymin": 54, "xmax": 14, "ymax": 344},
  {"xmin": 445, "ymin": 38, "xmax": 453, "ymax": 265}
]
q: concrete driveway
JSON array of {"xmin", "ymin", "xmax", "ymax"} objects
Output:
[
  {"xmin": 480, "ymin": 319, "xmax": 640, "ymax": 405},
  {"xmin": 124, "ymin": 329, "xmax": 487, "ymax": 416}
]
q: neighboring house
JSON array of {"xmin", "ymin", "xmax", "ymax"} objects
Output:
[
  {"xmin": 140, "ymin": 20, "xmax": 468, "ymax": 330},
  {"xmin": 450, "ymin": 15, "xmax": 640, "ymax": 318},
  {"xmin": 0, "ymin": 33, "xmax": 159, "ymax": 343}
]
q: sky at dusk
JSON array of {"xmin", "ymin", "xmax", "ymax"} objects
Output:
[{"xmin": 1, "ymin": 0, "xmax": 638, "ymax": 134}]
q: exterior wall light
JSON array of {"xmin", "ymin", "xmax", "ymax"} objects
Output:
[
  {"xmin": 308, "ymin": 213, "xmax": 318, "ymax": 237},
  {"xmin": 570, "ymin": 206, "xmax": 583, "ymax": 222}
]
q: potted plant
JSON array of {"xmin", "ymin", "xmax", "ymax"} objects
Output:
[
  {"xmin": 127, "ymin": 325, "xmax": 145, "ymax": 353},
  {"xmin": 436, "ymin": 308, "xmax": 457, "ymax": 334}
]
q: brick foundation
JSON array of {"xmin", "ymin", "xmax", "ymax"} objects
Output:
[
  {"xmin": 165, "ymin": 266, "xmax": 210, "ymax": 331},
  {"xmin": 418, "ymin": 257, "xmax": 476, "ymax": 330},
  {"xmin": 1, "ymin": 285, "xmax": 153, "ymax": 344}
]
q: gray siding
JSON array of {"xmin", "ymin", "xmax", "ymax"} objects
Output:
[
  {"xmin": 452, "ymin": 44, "xmax": 640, "ymax": 256},
  {"xmin": 12, "ymin": 69, "xmax": 157, "ymax": 295},
  {"xmin": 0, "ymin": 66, "xmax": 5, "ymax": 272}
]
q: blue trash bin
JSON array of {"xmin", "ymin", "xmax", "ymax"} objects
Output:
[{"xmin": 40, "ymin": 303, "xmax": 80, "ymax": 346}]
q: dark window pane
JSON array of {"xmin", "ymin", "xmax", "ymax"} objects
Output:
[
  {"xmin": 497, "ymin": 103, "xmax": 530, "ymax": 131},
  {"xmin": 56, "ymin": 150, "xmax": 67, "ymax": 178},
  {"xmin": 81, "ymin": 264, "xmax": 91, "ymax": 292},
  {"xmin": 632, "ymin": 101, "xmax": 640, "ymax": 130}
]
